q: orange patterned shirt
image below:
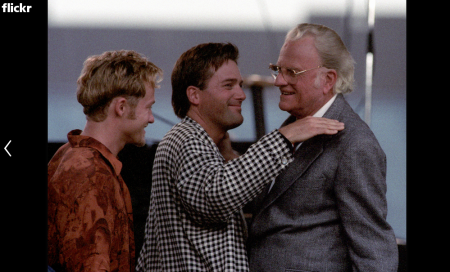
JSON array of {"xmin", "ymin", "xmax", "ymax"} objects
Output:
[{"xmin": 48, "ymin": 130, "xmax": 135, "ymax": 272}]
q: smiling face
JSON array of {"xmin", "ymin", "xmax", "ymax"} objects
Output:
[
  {"xmin": 123, "ymin": 82, "xmax": 156, "ymax": 147},
  {"xmin": 197, "ymin": 60, "xmax": 246, "ymax": 132},
  {"xmin": 275, "ymin": 36, "xmax": 332, "ymax": 119}
]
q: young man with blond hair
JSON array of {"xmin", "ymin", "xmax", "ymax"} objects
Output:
[{"xmin": 48, "ymin": 50, "xmax": 162, "ymax": 272}]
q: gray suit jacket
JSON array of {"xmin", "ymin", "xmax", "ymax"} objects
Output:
[{"xmin": 247, "ymin": 94, "xmax": 398, "ymax": 272}]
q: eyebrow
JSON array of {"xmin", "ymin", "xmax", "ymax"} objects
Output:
[
  {"xmin": 276, "ymin": 63, "xmax": 303, "ymax": 71},
  {"xmin": 286, "ymin": 66, "xmax": 303, "ymax": 71},
  {"xmin": 221, "ymin": 78, "xmax": 244, "ymax": 86}
]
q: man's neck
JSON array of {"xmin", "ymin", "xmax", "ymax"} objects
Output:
[
  {"xmin": 311, "ymin": 94, "xmax": 337, "ymax": 118},
  {"xmin": 81, "ymin": 120, "xmax": 124, "ymax": 157},
  {"xmin": 186, "ymin": 110, "xmax": 226, "ymax": 146},
  {"xmin": 295, "ymin": 94, "xmax": 337, "ymax": 119}
]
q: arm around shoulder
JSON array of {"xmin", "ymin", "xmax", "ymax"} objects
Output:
[{"xmin": 175, "ymin": 130, "xmax": 294, "ymax": 225}]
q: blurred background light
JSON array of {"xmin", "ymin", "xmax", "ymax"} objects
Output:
[{"xmin": 48, "ymin": 0, "xmax": 405, "ymax": 30}]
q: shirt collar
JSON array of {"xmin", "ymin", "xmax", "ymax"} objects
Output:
[
  {"xmin": 312, "ymin": 94, "xmax": 338, "ymax": 118},
  {"xmin": 67, "ymin": 130, "xmax": 123, "ymax": 176},
  {"xmin": 183, "ymin": 116, "xmax": 222, "ymax": 154},
  {"xmin": 293, "ymin": 94, "xmax": 338, "ymax": 152}
]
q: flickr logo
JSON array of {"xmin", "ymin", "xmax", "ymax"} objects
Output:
[{"xmin": 2, "ymin": 3, "xmax": 32, "ymax": 13}]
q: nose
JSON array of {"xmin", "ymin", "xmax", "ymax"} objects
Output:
[
  {"xmin": 148, "ymin": 112, "xmax": 155, "ymax": 124},
  {"xmin": 274, "ymin": 72, "xmax": 288, "ymax": 87},
  {"xmin": 235, "ymin": 85, "xmax": 246, "ymax": 101}
]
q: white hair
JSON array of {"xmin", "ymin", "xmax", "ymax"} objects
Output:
[{"xmin": 285, "ymin": 23, "xmax": 355, "ymax": 94}]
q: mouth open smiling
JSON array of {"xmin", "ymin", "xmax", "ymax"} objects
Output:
[{"xmin": 281, "ymin": 91, "xmax": 295, "ymax": 95}]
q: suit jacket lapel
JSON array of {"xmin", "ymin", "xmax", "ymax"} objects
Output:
[
  {"xmin": 254, "ymin": 137, "xmax": 324, "ymax": 217},
  {"xmin": 253, "ymin": 94, "xmax": 345, "ymax": 218}
]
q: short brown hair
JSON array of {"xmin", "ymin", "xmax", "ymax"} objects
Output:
[
  {"xmin": 171, "ymin": 42, "xmax": 239, "ymax": 118},
  {"xmin": 77, "ymin": 50, "xmax": 163, "ymax": 121}
]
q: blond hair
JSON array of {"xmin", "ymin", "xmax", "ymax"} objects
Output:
[{"xmin": 77, "ymin": 50, "xmax": 162, "ymax": 121}]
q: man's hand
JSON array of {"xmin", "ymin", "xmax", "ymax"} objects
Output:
[
  {"xmin": 278, "ymin": 116, "xmax": 344, "ymax": 144},
  {"xmin": 218, "ymin": 132, "xmax": 240, "ymax": 162}
]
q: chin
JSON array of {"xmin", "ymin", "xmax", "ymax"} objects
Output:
[
  {"xmin": 131, "ymin": 132, "xmax": 147, "ymax": 147},
  {"xmin": 236, "ymin": 114, "xmax": 244, "ymax": 126},
  {"xmin": 229, "ymin": 121, "xmax": 243, "ymax": 130},
  {"xmin": 226, "ymin": 117, "xmax": 244, "ymax": 130},
  {"xmin": 278, "ymin": 101, "xmax": 291, "ymax": 113},
  {"xmin": 133, "ymin": 140, "xmax": 146, "ymax": 147}
]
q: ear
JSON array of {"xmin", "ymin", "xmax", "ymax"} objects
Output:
[
  {"xmin": 186, "ymin": 86, "xmax": 201, "ymax": 106},
  {"xmin": 113, "ymin": 96, "xmax": 128, "ymax": 117},
  {"xmin": 323, "ymin": 69, "xmax": 337, "ymax": 95}
]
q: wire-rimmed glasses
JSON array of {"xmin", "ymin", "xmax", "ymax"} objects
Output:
[{"xmin": 269, "ymin": 63, "xmax": 323, "ymax": 84}]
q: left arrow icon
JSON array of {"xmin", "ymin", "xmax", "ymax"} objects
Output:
[{"xmin": 4, "ymin": 140, "xmax": 11, "ymax": 157}]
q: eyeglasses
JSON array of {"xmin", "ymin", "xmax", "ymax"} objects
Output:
[{"xmin": 269, "ymin": 63, "xmax": 323, "ymax": 84}]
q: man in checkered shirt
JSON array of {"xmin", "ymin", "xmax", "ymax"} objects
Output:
[{"xmin": 136, "ymin": 42, "xmax": 344, "ymax": 271}]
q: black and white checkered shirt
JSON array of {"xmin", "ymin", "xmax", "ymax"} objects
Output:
[{"xmin": 136, "ymin": 117, "xmax": 293, "ymax": 271}]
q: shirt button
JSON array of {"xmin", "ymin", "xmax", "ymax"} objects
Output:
[{"xmin": 281, "ymin": 156, "xmax": 288, "ymax": 165}]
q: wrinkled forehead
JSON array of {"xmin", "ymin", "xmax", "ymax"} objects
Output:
[{"xmin": 278, "ymin": 37, "xmax": 320, "ymax": 68}]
